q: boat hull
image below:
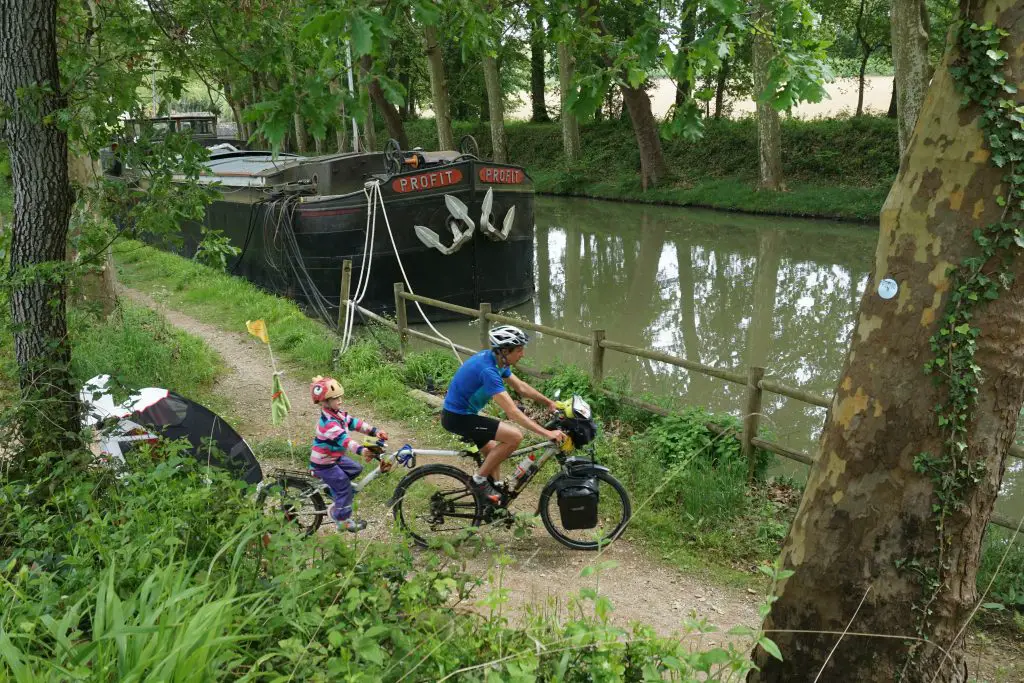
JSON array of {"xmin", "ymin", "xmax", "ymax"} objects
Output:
[{"xmin": 173, "ymin": 158, "xmax": 535, "ymax": 324}]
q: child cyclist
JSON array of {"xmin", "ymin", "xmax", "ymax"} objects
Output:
[{"xmin": 309, "ymin": 376, "xmax": 389, "ymax": 532}]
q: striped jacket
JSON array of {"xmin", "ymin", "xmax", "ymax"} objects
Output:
[{"xmin": 310, "ymin": 407, "xmax": 378, "ymax": 466}]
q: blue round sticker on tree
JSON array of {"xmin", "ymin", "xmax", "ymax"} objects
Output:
[{"xmin": 878, "ymin": 278, "xmax": 899, "ymax": 300}]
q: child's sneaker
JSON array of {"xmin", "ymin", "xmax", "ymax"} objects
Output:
[{"xmin": 338, "ymin": 518, "xmax": 367, "ymax": 533}]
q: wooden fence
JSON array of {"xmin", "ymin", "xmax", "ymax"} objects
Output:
[{"xmin": 336, "ymin": 265, "xmax": 1023, "ymax": 531}]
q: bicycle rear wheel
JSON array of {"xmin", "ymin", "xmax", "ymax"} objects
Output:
[
  {"xmin": 257, "ymin": 475, "xmax": 326, "ymax": 536},
  {"xmin": 390, "ymin": 464, "xmax": 483, "ymax": 547},
  {"xmin": 539, "ymin": 470, "xmax": 631, "ymax": 550}
]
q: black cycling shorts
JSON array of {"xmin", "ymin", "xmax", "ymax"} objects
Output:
[{"xmin": 441, "ymin": 409, "xmax": 500, "ymax": 448}]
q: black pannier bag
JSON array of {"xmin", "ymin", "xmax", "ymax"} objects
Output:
[
  {"xmin": 556, "ymin": 475, "xmax": 600, "ymax": 530},
  {"xmin": 560, "ymin": 416, "xmax": 598, "ymax": 449}
]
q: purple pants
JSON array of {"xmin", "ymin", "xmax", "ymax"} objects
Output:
[{"xmin": 310, "ymin": 457, "xmax": 363, "ymax": 521}]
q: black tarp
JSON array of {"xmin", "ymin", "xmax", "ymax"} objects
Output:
[{"xmin": 131, "ymin": 392, "xmax": 263, "ymax": 485}]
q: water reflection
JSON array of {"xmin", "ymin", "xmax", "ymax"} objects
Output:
[{"xmin": 414, "ymin": 196, "xmax": 1022, "ymax": 519}]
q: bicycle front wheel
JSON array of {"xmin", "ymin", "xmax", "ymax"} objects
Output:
[
  {"xmin": 539, "ymin": 470, "xmax": 631, "ymax": 551},
  {"xmin": 257, "ymin": 476, "xmax": 326, "ymax": 537},
  {"xmin": 390, "ymin": 464, "xmax": 483, "ymax": 548}
]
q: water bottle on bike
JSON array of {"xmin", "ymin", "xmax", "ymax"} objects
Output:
[{"xmin": 506, "ymin": 453, "xmax": 537, "ymax": 489}]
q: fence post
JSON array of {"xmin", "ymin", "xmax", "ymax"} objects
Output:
[
  {"xmin": 478, "ymin": 302, "xmax": 492, "ymax": 350},
  {"xmin": 394, "ymin": 282, "xmax": 408, "ymax": 359},
  {"xmin": 743, "ymin": 366, "xmax": 766, "ymax": 484},
  {"xmin": 591, "ymin": 329, "xmax": 606, "ymax": 384},
  {"xmin": 337, "ymin": 259, "xmax": 352, "ymax": 334}
]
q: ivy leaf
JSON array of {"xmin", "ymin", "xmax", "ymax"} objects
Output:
[{"xmin": 1014, "ymin": 234, "xmax": 1024, "ymax": 248}]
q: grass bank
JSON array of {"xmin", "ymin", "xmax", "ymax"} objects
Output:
[{"xmin": 402, "ymin": 116, "xmax": 897, "ymax": 222}]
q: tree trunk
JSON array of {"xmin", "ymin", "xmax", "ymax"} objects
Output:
[
  {"xmin": 752, "ymin": 27, "xmax": 785, "ymax": 190},
  {"xmin": 481, "ymin": 54, "xmax": 508, "ymax": 163},
  {"xmin": 750, "ymin": 4, "xmax": 1024, "ymax": 680},
  {"xmin": 362, "ymin": 96, "xmax": 376, "ymax": 152},
  {"xmin": 287, "ymin": 64, "xmax": 308, "ymax": 154},
  {"xmin": 857, "ymin": 52, "xmax": 869, "ymax": 117},
  {"xmin": 556, "ymin": 41, "xmax": 581, "ymax": 163},
  {"xmin": 673, "ymin": 14, "xmax": 696, "ymax": 120},
  {"xmin": 530, "ymin": 15, "xmax": 550, "ymax": 122},
  {"xmin": 890, "ymin": 0, "xmax": 931, "ymax": 160},
  {"xmin": 714, "ymin": 60, "xmax": 729, "ymax": 119},
  {"xmin": 620, "ymin": 84, "xmax": 668, "ymax": 191},
  {"xmin": 0, "ymin": 0, "xmax": 80, "ymax": 455},
  {"xmin": 332, "ymin": 82, "xmax": 348, "ymax": 152},
  {"xmin": 360, "ymin": 55, "xmax": 409, "ymax": 149},
  {"xmin": 888, "ymin": 76, "xmax": 898, "ymax": 118},
  {"xmin": 423, "ymin": 24, "xmax": 455, "ymax": 151},
  {"xmin": 855, "ymin": 0, "xmax": 872, "ymax": 117},
  {"xmin": 398, "ymin": 70, "xmax": 412, "ymax": 119}
]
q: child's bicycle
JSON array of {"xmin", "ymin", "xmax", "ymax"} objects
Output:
[
  {"xmin": 390, "ymin": 395, "xmax": 632, "ymax": 551},
  {"xmin": 255, "ymin": 437, "xmax": 410, "ymax": 536}
]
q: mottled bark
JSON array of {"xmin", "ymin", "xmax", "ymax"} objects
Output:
[
  {"xmin": 891, "ymin": 0, "xmax": 932, "ymax": 159},
  {"xmin": 530, "ymin": 15, "xmax": 550, "ymax": 122},
  {"xmin": 750, "ymin": 3, "xmax": 1024, "ymax": 680},
  {"xmin": 752, "ymin": 25, "xmax": 785, "ymax": 190},
  {"xmin": 482, "ymin": 55, "xmax": 508, "ymax": 163},
  {"xmin": 424, "ymin": 24, "xmax": 455, "ymax": 151},
  {"xmin": 556, "ymin": 41, "xmax": 581, "ymax": 163},
  {"xmin": 620, "ymin": 84, "xmax": 668, "ymax": 190},
  {"xmin": 0, "ymin": 0, "xmax": 80, "ymax": 454}
]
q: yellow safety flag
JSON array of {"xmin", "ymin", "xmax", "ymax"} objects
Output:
[{"xmin": 246, "ymin": 319, "xmax": 270, "ymax": 344}]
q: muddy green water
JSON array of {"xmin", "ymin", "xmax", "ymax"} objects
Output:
[{"xmin": 410, "ymin": 196, "xmax": 1024, "ymax": 521}]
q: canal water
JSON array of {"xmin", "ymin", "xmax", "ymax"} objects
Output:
[{"xmin": 410, "ymin": 196, "xmax": 1024, "ymax": 521}]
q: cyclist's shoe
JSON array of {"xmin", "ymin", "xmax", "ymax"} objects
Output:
[
  {"xmin": 338, "ymin": 518, "xmax": 367, "ymax": 533},
  {"xmin": 471, "ymin": 477, "xmax": 502, "ymax": 506}
]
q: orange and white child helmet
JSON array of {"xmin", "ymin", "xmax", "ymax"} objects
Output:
[{"xmin": 310, "ymin": 376, "xmax": 344, "ymax": 404}]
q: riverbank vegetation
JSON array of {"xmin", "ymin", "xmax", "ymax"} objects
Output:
[
  {"xmin": 401, "ymin": 116, "xmax": 896, "ymax": 221},
  {"xmin": 109, "ymin": 241, "xmax": 1024, "ymax": 610}
]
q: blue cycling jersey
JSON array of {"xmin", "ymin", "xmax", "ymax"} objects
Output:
[{"xmin": 443, "ymin": 350, "xmax": 511, "ymax": 415}]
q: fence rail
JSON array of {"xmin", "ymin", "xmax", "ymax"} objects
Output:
[{"xmin": 340, "ymin": 267, "xmax": 1024, "ymax": 532}]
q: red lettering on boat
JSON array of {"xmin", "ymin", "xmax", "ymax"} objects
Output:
[{"xmin": 478, "ymin": 167, "xmax": 524, "ymax": 184}]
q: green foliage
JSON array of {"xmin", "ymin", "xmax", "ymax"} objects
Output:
[
  {"xmin": 642, "ymin": 408, "xmax": 771, "ymax": 479},
  {"xmin": 979, "ymin": 529, "xmax": 1024, "ymax": 611},
  {"xmin": 193, "ymin": 227, "xmax": 241, "ymax": 271},
  {"xmin": 0, "ymin": 444, "xmax": 786, "ymax": 680},
  {"xmin": 69, "ymin": 301, "xmax": 223, "ymax": 405},
  {"xmin": 402, "ymin": 348, "xmax": 461, "ymax": 392},
  {"xmin": 402, "ymin": 116, "xmax": 897, "ymax": 221}
]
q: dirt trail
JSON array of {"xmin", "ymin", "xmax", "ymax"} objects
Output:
[
  {"xmin": 118, "ymin": 286, "xmax": 763, "ymax": 642},
  {"xmin": 114, "ymin": 287, "xmax": 1023, "ymax": 678}
]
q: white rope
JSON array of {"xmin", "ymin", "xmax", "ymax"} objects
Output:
[
  {"xmin": 369, "ymin": 180, "xmax": 463, "ymax": 363},
  {"xmin": 339, "ymin": 184, "xmax": 378, "ymax": 353}
]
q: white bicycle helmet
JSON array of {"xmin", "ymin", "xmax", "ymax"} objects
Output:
[{"xmin": 488, "ymin": 324, "xmax": 529, "ymax": 349}]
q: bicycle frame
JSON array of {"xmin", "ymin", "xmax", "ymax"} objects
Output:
[
  {"xmin": 268, "ymin": 440, "xmax": 560, "ymax": 504},
  {"xmin": 374, "ymin": 440, "xmax": 561, "ymax": 495}
]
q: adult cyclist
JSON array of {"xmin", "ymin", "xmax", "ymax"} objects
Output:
[{"xmin": 441, "ymin": 324, "xmax": 565, "ymax": 504}]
